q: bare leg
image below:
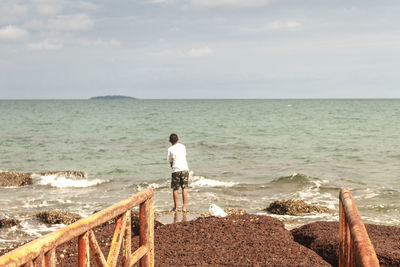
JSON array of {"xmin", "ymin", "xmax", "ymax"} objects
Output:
[
  {"xmin": 173, "ymin": 189, "xmax": 178, "ymax": 211},
  {"xmin": 182, "ymin": 187, "xmax": 188, "ymax": 212}
]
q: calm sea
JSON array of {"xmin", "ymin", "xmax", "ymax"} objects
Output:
[{"xmin": 0, "ymin": 99, "xmax": 399, "ymax": 248}]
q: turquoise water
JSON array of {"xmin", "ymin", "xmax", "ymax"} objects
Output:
[{"xmin": 0, "ymin": 99, "xmax": 399, "ymax": 247}]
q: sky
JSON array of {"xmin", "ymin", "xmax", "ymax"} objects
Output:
[{"xmin": 1, "ymin": 0, "xmax": 400, "ymax": 99}]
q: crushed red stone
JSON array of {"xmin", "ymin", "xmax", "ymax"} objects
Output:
[
  {"xmin": 150, "ymin": 214, "xmax": 330, "ymax": 266},
  {"xmin": 291, "ymin": 221, "xmax": 400, "ymax": 267},
  {"xmin": 1, "ymin": 214, "xmax": 330, "ymax": 266}
]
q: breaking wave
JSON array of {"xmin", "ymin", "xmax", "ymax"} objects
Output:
[
  {"xmin": 270, "ymin": 173, "xmax": 324, "ymax": 187},
  {"xmin": 136, "ymin": 173, "xmax": 238, "ymax": 191},
  {"xmin": 191, "ymin": 175, "xmax": 238, "ymax": 188},
  {"xmin": 32, "ymin": 173, "xmax": 108, "ymax": 188}
]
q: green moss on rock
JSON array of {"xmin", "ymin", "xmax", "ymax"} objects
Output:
[
  {"xmin": 0, "ymin": 172, "xmax": 32, "ymax": 187},
  {"xmin": 0, "ymin": 218, "xmax": 21, "ymax": 228},
  {"xmin": 36, "ymin": 210, "xmax": 82, "ymax": 225},
  {"xmin": 266, "ymin": 200, "xmax": 330, "ymax": 216}
]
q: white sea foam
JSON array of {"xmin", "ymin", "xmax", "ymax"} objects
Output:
[
  {"xmin": 191, "ymin": 176, "xmax": 238, "ymax": 188},
  {"xmin": 34, "ymin": 174, "xmax": 107, "ymax": 188},
  {"xmin": 22, "ymin": 200, "xmax": 49, "ymax": 208},
  {"xmin": 136, "ymin": 182, "xmax": 167, "ymax": 192},
  {"xmin": 21, "ymin": 220, "xmax": 63, "ymax": 238}
]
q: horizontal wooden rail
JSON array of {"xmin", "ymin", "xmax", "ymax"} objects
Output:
[
  {"xmin": 339, "ymin": 188, "xmax": 380, "ymax": 267},
  {"xmin": 0, "ymin": 188, "xmax": 154, "ymax": 267}
]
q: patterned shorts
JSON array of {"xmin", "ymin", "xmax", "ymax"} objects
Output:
[{"xmin": 171, "ymin": 171, "xmax": 189, "ymax": 190}]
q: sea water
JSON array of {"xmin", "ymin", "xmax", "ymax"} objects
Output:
[{"xmin": 0, "ymin": 99, "xmax": 399, "ymax": 248}]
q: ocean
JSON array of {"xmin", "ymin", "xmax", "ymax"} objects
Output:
[{"xmin": 0, "ymin": 99, "xmax": 399, "ymax": 248}]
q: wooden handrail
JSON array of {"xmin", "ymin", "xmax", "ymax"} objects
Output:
[
  {"xmin": 339, "ymin": 188, "xmax": 380, "ymax": 267},
  {"xmin": 0, "ymin": 188, "xmax": 154, "ymax": 267}
]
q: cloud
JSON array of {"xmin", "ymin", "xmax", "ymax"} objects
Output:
[
  {"xmin": 34, "ymin": 0, "xmax": 62, "ymax": 15},
  {"xmin": 0, "ymin": 25, "xmax": 29, "ymax": 41},
  {"xmin": 79, "ymin": 38, "xmax": 121, "ymax": 47},
  {"xmin": 49, "ymin": 14, "xmax": 94, "ymax": 31},
  {"xmin": 267, "ymin": 21, "xmax": 303, "ymax": 30},
  {"xmin": 28, "ymin": 40, "xmax": 63, "ymax": 50},
  {"xmin": 187, "ymin": 47, "xmax": 213, "ymax": 57},
  {"xmin": 79, "ymin": 1, "xmax": 98, "ymax": 10},
  {"xmin": 0, "ymin": 4, "xmax": 28, "ymax": 23},
  {"xmin": 190, "ymin": 0, "xmax": 269, "ymax": 8},
  {"xmin": 94, "ymin": 39, "xmax": 121, "ymax": 47}
]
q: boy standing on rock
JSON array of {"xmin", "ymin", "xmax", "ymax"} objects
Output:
[{"xmin": 167, "ymin": 133, "xmax": 189, "ymax": 212}]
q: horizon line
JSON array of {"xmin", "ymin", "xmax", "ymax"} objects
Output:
[{"xmin": 1, "ymin": 97, "xmax": 400, "ymax": 101}]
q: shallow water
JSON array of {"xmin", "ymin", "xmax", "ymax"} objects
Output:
[{"xmin": 0, "ymin": 99, "xmax": 399, "ymax": 248}]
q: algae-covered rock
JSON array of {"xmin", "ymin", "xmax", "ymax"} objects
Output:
[
  {"xmin": 36, "ymin": 210, "xmax": 82, "ymax": 225},
  {"xmin": 0, "ymin": 172, "xmax": 32, "ymax": 187},
  {"xmin": 224, "ymin": 208, "xmax": 247, "ymax": 215},
  {"xmin": 0, "ymin": 218, "xmax": 21, "ymax": 228},
  {"xmin": 265, "ymin": 200, "xmax": 330, "ymax": 216}
]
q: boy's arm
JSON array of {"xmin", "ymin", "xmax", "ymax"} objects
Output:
[{"xmin": 167, "ymin": 150, "xmax": 173, "ymax": 168}]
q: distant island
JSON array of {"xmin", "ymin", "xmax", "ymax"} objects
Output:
[{"xmin": 89, "ymin": 95, "xmax": 137, "ymax": 100}]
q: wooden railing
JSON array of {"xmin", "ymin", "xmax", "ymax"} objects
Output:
[
  {"xmin": 0, "ymin": 188, "xmax": 154, "ymax": 267},
  {"xmin": 339, "ymin": 188, "xmax": 379, "ymax": 267}
]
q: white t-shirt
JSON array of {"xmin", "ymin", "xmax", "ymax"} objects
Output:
[{"xmin": 167, "ymin": 143, "xmax": 189, "ymax": 173}]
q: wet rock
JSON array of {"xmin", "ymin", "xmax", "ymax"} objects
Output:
[
  {"xmin": 0, "ymin": 172, "xmax": 33, "ymax": 187},
  {"xmin": 36, "ymin": 210, "xmax": 82, "ymax": 225},
  {"xmin": 291, "ymin": 221, "xmax": 400, "ymax": 267},
  {"xmin": 265, "ymin": 199, "xmax": 330, "ymax": 216},
  {"xmin": 35, "ymin": 171, "xmax": 86, "ymax": 177},
  {"xmin": 0, "ymin": 218, "xmax": 21, "ymax": 228}
]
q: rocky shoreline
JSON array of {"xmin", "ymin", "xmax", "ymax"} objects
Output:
[
  {"xmin": 0, "ymin": 213, "xmax": 398, "ymax": 266},
  {"xmin": 0, "ymin": 171, "xmax": 86, "ymax": 187}
]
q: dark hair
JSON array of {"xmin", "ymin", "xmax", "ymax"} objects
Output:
[{"xmin": 169, "ymin": 133, "xmax": 179, "ymax": 144}]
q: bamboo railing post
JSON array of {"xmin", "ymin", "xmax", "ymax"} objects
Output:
[
  {"xmin": 88, "ymin": 230, "xmax": 108, "ymax": 267},
  {"xmin": 23, "ymin": 260, "xmax": 34, "ymax": 267},
  {"xmin": 140, "ymin": 195, "xmax": 154, "ymax": 267},
  {"xmin": 339, "ymin": 188, "xmax": 380, "ymax": 267},
  {"xmin": 78, "ymin": 232, "xmax": 90, "ymax": 267},
  {"xmin": 45, "ymin": 248, "xmax": 56, "ymax": 267},
  {"xmin": 122, "ymin": 210, "xmax": 132, "ymax": 267},
  {"xmin": 107, "ymin": 212, "xmax": 128, "ymax": 267},
  {"xmin": 34, "ymin": 252, "xmax": 45, "ymax": 267},
  {"xmin": 0, "ymin": 188, "xmax": 154, "ymax": 267},
  {"xmin": 339, "ymin": 200, "xmax": 345, "ymax": 266}
]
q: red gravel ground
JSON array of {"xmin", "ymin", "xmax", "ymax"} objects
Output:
[
  {"xmin": 291, "ymin": 221, "xmax": 400, "ymax": 267},
  {"xmin": 150, "ymin": 214, "xmax": 330, "ymax": 266},
  {"xmin": 1, "ymin": 214, "xmax": 331, "ymax": 266}
]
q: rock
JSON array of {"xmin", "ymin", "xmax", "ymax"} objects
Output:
[
  {"xmin": 265, "ymin": 199, "xmax": 330, "ymax": 215},
  {"xmin": 35, "ymin": 171, "xmax": 86, "ymax": 178},
  {"xmin": 0, "ymin": 172, "xmax": 32, "ymax": 187},
  {"xmin": 36, "ymin": 210, "xmax": 82, "ymax": 225},
  {"xmin": 0, "ymin": 218, "xmax": 20, "ymax": 228},
  {"xmin": 291, "ymin": 221, "xmax": 400, "ymax": 267},
  {"xmin": 224, "ymin": 208, "xmax": 247, "ymax": 215},
  {"xmin": 90, "ymin": 95, "xmax": 136, "ymax": 100}
]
